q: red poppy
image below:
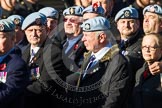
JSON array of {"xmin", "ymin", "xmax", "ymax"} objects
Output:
[
  {"xmin": 143, "ymin": 68, "xmax": 149, "ymax": 79},
  {"xmin": 74, "ymin": 44, "xmax": 79, "ymax": 50},
  {"xmin": 0, "ymin": 63, "xmax": 6, "ymax": 71},
  {"xmin": 93, "ymin": 2, "xmax": 98, "ymax": 8}
]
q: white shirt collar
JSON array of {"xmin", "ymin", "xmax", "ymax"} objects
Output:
[
  {"xmin": 30, "ymin": 46, "xmax": 40, "ymax": 56},
  {"xmin": 92, "ymin": 43, "xmax": 112, "ymax": 62}
]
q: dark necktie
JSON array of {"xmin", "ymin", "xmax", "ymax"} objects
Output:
[
  {"xmin": 30, "ymin": 49, "xmax": 35, "ymax": 62},
  {"xmin": 64, "ymin": 41, "xmax": 69, "ymax": 54},
  {"xmin": 82, "ymin": 55, "xmax": 96, "ymax": 78}
]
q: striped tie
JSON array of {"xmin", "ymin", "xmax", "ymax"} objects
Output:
[{"xmin": 82, "ymin": 55, "xmax": 96, "ymax": 78}]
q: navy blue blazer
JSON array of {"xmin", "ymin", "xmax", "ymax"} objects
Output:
[{"xmin": 0, "ymin": 47, "xmax": 29, "ymax": 108}]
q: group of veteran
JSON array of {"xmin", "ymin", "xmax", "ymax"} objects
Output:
[
  {"xmin": 0, "ymin": 7, "xmax": 69, "ymax": 108},
  {"xmin": 1, "ymin": 1, "xmax": 162, "ymax": 108}
]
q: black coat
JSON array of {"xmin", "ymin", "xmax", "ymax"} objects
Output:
[
  {"xmin": 22, "ymin": 38, "xmax": 69, "ymax": 108},
  {"xmin": 66, "ymin": 45, "xmax": 132, "ymax": 108},
  {"xmin": 0, "ymin": 47, "xmax": 29, "ymax": 108},
  {"xmin": 131, "ymin": 59, "xmax": 162, "ymax": 108}
]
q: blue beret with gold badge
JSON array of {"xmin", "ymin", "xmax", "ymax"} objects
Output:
[
  {"xmin": 39, "ymin": 7, "xmax": 59, "ymax": 19},
  {"xmin": 81, "ymin": 16, "xmax": 110, "ymax": 32},
  {"xmin": 143, "ymin": 4, "xmax": 162, "ymax": 15},
  {"xmin": 7, "ymin": 15, "xmax": 24, "ymax": 26},
  {"xmin": 0, "ymin": 19, "xmax": 15, "ymax": 32},
  {"xmin": 63, "ymin": 6, "xmax": 84, "ymax": 16},
  {"xmin": 21, "ymin": 12, "xmax": 47, "ymax": 30},
  {"xmin": 115, "ymin": 6, "xmax": 139, "ymax": 22}
]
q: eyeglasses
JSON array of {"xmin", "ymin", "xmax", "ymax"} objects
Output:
[{"xmin": 141, "ymin": 46, "xmax": 160, "ymax": 51}]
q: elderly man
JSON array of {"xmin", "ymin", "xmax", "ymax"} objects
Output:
[
  {"xmin": 62, "ymin": 6, "xmax": 87, "ymax": 74},
  {"xmin": 0, "ymin": 19, "xmax": 29, "ymax": 108},
  {"xmin": 115, "ymin": 6, "xmax": 144, "ymax": 75},
  {"xmin": 21, "ymin": 12, "xmax": 69, "ymax": 108},
  {"xmin": 72, "ymin": 16, "xmax": 131, "ymax": 108}
]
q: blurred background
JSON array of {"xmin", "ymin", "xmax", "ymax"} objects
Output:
[{"xmin": 39, "ymin": 0, "xmax": 74, "ymax": 11}]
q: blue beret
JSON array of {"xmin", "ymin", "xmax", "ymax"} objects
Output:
[
  {"xmin": 115, "ymin": 6, "xmax": 139, "ymax": 22},
  {"xmin": 82, "ymin": 5, "xmax": 104, "ymax": 16},
  {"xmin": 7, "ymin": 15, "xmax": 24, "ymax": 26},
  {"xmin": 81, "ymin": 16, "xmax": 110, "ymax": 32},
  {"xmin": 21, "ymin": 12, "xmax": 47, "ymax": 30},
  {"xmin": 39, "ymin": 7, "xmax": 59, "ymax": 19},
  {"xmin": 0, "ymin": 19, "xmax": 15, "ymax": 32},
  {"xmin": 143, "ymin": 4, "xmax": 162, "ymax": 15},
  {"xmin": 63, "ymin": 6, "xmax": 84, "ymax": 16}
]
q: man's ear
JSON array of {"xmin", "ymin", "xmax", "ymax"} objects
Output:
[{"xmin": 98, "ymin": 33, "xmax": 106, "ymax": 43}]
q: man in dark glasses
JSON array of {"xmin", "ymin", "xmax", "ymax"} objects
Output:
[{"xmin": 62, "ymin": 6, "xmax": 87, "ymax": 86}]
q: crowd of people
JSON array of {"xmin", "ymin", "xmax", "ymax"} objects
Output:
[{"xmin": 0, "ymin": 0, "xmax": 162, "ymax": 108}]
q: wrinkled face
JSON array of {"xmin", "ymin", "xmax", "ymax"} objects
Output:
[
  {"xmin": 142, "ymin": 35, "xmax": 162, "ymax": 63},
  {"xmin": 64, "ymin": 15, "xmax": 82, "ymax": 36},
  {"xmin": 83, "ymin": 13, "xmax": 99, "ymax": 22},
  {"xmin": 47, "ymin": 18, "xmax": 58, "ymax": 33},
  {"xmin": 117, "ymin": 19, "xmax": 139, "ymax": 39},
  {"xmin": 82, "ymin": 31, "xmax": 99, "ymax": 52},
  {"xmin": 0, "ymin": 32, "xmax": 14, "ymax": 56},
  {"xmin": 25, "ymin": 25, "xmax": 47, "ymax": 47},
  {"xmin": 143, "ymin": 12, "xmax": 161, "ymax": 34}
]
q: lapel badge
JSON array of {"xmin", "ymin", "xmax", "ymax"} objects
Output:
[
  {"xmin": 35, "ymin": 18, "xmax": 41, "ymax": 25},
  {"xmin": 124, "ymin": 10, "xmax": 131, "ymax": 18},
  {"xmin": 14, "ymin": 18, "xmax": 20, "ymax": 25},
  {"xmin": 69, "ymin": 8, "xmax": 75, "ymax": 15},
  {"xmin": 0, "ymin": 24, "xmax": 4, "ymax": 31},
  {"xmin": 85, "ymin": 23, "xmax": 90, "ymax": 30}
]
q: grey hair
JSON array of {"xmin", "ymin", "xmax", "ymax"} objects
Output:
[{"xmin": 95, "ymin": 30, "xmax": 117, "ymax": 45}]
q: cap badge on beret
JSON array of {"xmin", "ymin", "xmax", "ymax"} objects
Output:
[
  {"xmin": 124, "ymin": 10, "xmax": 131, "ymax": 18},
  {"xmin": 0, "ymin": 24, "xmax": 4, "ymax": 31},
  {"xmin": 69, "ymin": 8, "xmax": 75, "ymax": 15},
  {"xmin": 149, "ymin": 5, "xmax": 156, "ymax": 13},
  {"xmin": 85, "ymin": 23, "xmax": 90, "ymax": 30},
  {"xmin": 35, "ymin": 18, "xmax": 41, "ymax": 25},
  {"xmin": 14, "ymin": 18, "xmax": 20, "ymax": 25}
]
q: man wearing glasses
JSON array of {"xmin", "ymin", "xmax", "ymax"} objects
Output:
[{"xmin": 62, "ymin": 6, "xmax": 87, "ymax": 85}]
